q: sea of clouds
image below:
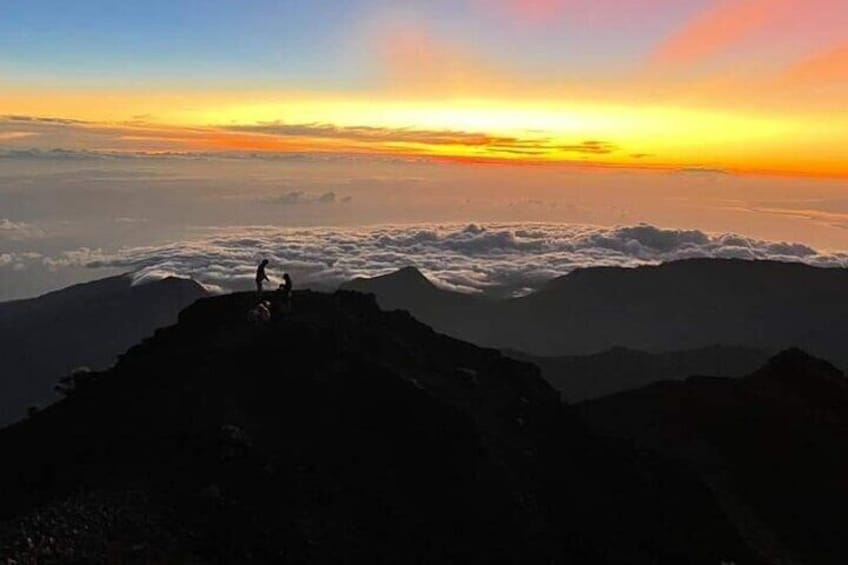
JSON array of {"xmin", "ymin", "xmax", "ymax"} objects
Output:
[{"xmin": 19, "ymin": 222, "xmax": 847, "ymax": 296}]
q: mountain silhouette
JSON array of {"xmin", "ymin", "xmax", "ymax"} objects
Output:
[
  {"xmin": 579, "ymin": 349, "xmax": 848, "ymax": 565},
  {"xmin": 344, "ymin": 259, "xmax": 848, "ymax": 367},
  {"xmin": 507, "ymin": 345, "xmax": 770, "ymax": 402},
  {"xmin": 0, "ymin": 274, "xmax": 208, "ymax": 426},
  {"xmin": 344, "ymin": 266, "xmax": 491, "ymax": 338},
  {"xmin": 0, "ymin": 290, "xmax": 756, "ymax": 564}
]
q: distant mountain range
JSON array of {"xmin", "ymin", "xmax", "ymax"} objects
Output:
[
  {"xmin": 344, "ymin": 259, "xmax": 848, "ymax": 369},
  {"xmin": 579, "ymin": 349, "xmax": 848, "ymax": 565},
  {"xmin": 507, "ymin": 345, "xmax": 771, "ymax": 402},
  {"xmin": 0, "ymin": 274, "xmax": 207, "ymax": 425}
]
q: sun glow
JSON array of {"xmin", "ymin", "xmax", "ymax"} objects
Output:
[
  {"xmin": 1, "ymin": 86, "xmax": 846, "ymax": 176},
  {"xmin": 190, "ymin": 97, "xmax": 821, "ymax": 172}
]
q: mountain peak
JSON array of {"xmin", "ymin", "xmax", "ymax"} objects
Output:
[
  {"xmin": 748, "ymin": 348, "xmax": 847, "ymax": 398},
  {"xmin": 144, "ymin": 275, "xmax": 205, "ymax": 289},
  {"xmin": 376, "ymin": 266, "xmax": 432, "ymax": 285},
  {"xmin": 343, "ymin": 266, "xmax": 437, "ymax": 295}
]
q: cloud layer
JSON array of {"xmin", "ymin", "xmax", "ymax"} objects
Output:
[{"xmin": 9, "ymin": 223, "xmax": 847, "ymax": 296}]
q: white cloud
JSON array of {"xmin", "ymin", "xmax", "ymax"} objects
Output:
[
  {"xmin": 0, "ymin": 219, "xmax": 44, "ymax": 241},
  {"xmin": 41, "ymin": 248, "xmax": 110, "ymax": 270},
  {"xmin": 21, "ymin": 223, "xmax": 848, "ymax": 295},
  {"xmin": 0, "ymin": 132, "xmax": 38, "ymax": 141},
  {"xmin": 0, "ymin": 251, "xmax": 42, "ymax": 272}
]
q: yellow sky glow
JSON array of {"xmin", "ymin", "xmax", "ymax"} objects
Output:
[{"xmin": 1, "ymin": 87, "xmax": 846, "ymax": 177}]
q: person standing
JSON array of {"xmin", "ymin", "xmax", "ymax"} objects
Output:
[{"xmin": 255, "ymin": 259, "xmax": 270, "ymax": 295}]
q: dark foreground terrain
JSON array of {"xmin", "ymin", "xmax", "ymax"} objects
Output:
[
  {"xmin": 579, "ymin": 349, "xmax": 848, "ymax": 565},
  {"xmin": 0, "ymin": 290, "xmax": 760, "ymax": 564}
]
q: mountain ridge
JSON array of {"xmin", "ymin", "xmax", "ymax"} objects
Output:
[
  {"xmin": 345, "ymin": 258, "xmax": 848, "ymax": 367},
  {"xmin": 506, "ymin": 344, "xmax": 771, "ymax": 402}
]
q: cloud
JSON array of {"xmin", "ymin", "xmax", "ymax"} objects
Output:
[
  {"xmin": 0, "ymin": 219, "xmax": 44, "ymax": 241},
  {"xmin": 781, "ymin": 41, "xmax": 848, "ymax": 85},
  {"xmin": 114, "ymin": 217, "xmax": 150, "ymax": 224},
  {"xmin": 675, "ymin": 167, "xmax": 731, "ymax": 175},
  {"xmin": 221, "ymin": 121, "xmax": 616, "ymax": 157},
  {"xmin": 39, "ymin": 248, "xmax": 108, "ymax": 271},
  {"xmin": 652, "ymin": 0, "xmax": 793, "ymax": 67},
  {"xmin": 557, "ymin": 141, "xmax": 617, "ymax": 155},
  {"xmin": 0, "ymin": 148, "xmax": 111, "ymax": 161},
  {"xmin": 1, "ymin": 115, "xmax": 89, "ymax": 125},
  {"xmin": 746, "ymin": 206, "xmax": 848, "ymax": 230},
  {"xmin": 269, "ymin": 191, "xmax": 339, "ymax": 206},
  {"xmin": 129, "ymin": 114, "xmax": 155, "ymax": 122},
  {"xmin": 24, "ymin": 223, "xmax": 847, "ymax": 296},
  {"xmin": 0, "ymin": 251, "xmax": 42, "ymax": 272},
  {"xmin": 0, "ymin": 132, "xmax": 39, "ymax": 141},
  {"xmin": 222, "ymin": 122, "xmax": 509, "ymax": 146},
  {"xmin": 0, "ymin": 115, "xmax": 626, "ymax": 166},
  {"xmin": 374, "ymin": 23, "xmax": 507, "ymax": 96},
  {"xmin": 0, "ymin": 146, "xmax": 419, "ymax": 165}
]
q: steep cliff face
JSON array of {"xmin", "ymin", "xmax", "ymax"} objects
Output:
[{"xmin": 0, "ymin": 290, "xmax": 754, "ymax": 564}]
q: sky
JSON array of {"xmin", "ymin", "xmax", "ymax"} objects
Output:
[
  {"xmin": 2, "ymin": 0, "xmax": 848, "ymax": 299},
  {"xmin": 3, "ymin": 0, "xmax": 848, "ymax": 175}
]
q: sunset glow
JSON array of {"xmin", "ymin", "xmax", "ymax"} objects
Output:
[{"xmin": 2, "ymin": 0, "xmax": 848, "ymax": 177}]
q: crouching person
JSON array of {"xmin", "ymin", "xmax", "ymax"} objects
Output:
[
  {"xmin": 248, "ymin": 300, "xmax": 272, "ymax": 323},
  {"xmin": 275, "ymin": 273, "xmax": 293, "ymax": 314}
]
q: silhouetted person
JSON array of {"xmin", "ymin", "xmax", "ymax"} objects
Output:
[
  {"xmin": 248, "ymin": 300, "xmax": 271, "ymax": 323},
  {"xmin": 256, "ymin": 259, "xmax": 270, "ymax": 295},
  {"xmin": 277, "ymin": 273, "xmax": 293, "ymax": 313}
]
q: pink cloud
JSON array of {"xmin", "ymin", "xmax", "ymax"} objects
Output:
[
  {"xmin": 652, "ymin": 0, "xmax": 795, "ymax": 66},
  {"xmin": 374, "ymin": 24, "xmax": 508, "ymax": 94},
  {"xmin": 782, "ymin": 42, "xmax": 848, "ymax": 85}
]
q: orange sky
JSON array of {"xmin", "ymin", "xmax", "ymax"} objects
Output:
[{"xmin": 2, "ymin": 0, "xmax": 848, "ymax": 177}]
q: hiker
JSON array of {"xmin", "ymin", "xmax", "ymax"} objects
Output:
[
  {"xmin": 279, "ymin": 273, "xmax": 293, "ymax": 312},
  {"xmin": 255, "ymin": 259, "xmax": 270, "ymax": 295},
  {"xmin": 271, "ymin": 273, "xmax": 293, "ymax": 318},
  {"xmin": 248, "ymin": 300, "xmax": 272, "ymax": 323}
]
